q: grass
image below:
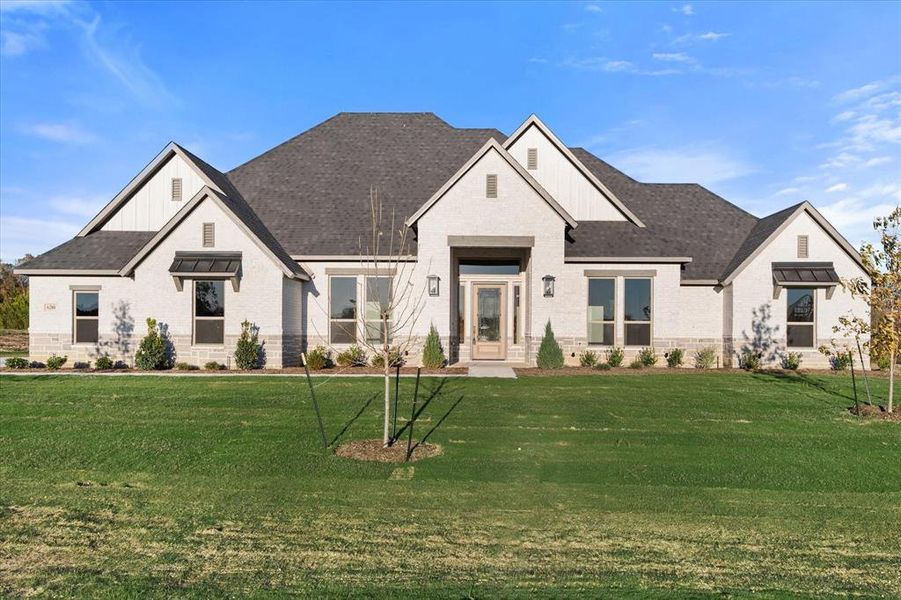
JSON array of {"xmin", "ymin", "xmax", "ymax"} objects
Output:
[{"xmin": 1, "ymin": 372, "xmax": 899, "ymax": 598}]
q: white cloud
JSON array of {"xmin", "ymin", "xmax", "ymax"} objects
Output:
[
  {"xmin": 0, "ymin": 28, "xmax": 43, "ymax": 56},
  {"xmin": 652, "ymin": 52, "xmax": 694, "ymax": 63},
  {"xmin": 0, "ymin": 1, "xmax": 71, "ymax": 14},
  {"xmin": 49, "ymin": 194, "xmax": 107, "ymax": 218},
  {"xmin": 584, "ymin": 3, "xmax": 603, "ymax": 13},
  {"xmin": 826, "ymin": 183, "xmax": 848, "ymax": 193},
  {"xmin": 18, "ymin": 121, "xmax": 96, "ymax": 144},
  {"xmin": 817, "ymin": 196, "xmax": 898, "ymax": 246},
  {"xmin": 831, "ymin": 110, "xmax": 856, "ymax": 123},
  {"xmin": 0, "ymin": 214, "xmax": 81, "ymax": 263},
  {"xmin": 675, "ymin": 4, "xmax": 694, "ymax": 16},
  {"xmin": 775, "ymin": 187, "xmax": 801, "ymax": 196},
  {"xmin": 864, "ymin": 156, "xmax": 893, "ymax": 168},
  {"xmin": 607, "ymin": 145, "xmax": 755, "ymax": 187},
  {"xmin": 698, "ymin": 31, "xmax": 729, "ymax": 41},
  {"xmin": 833, "ymin": 76, "xmax": 900, "ymax": 104}
]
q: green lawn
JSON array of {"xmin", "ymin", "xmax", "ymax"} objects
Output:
[{"xmin": 1, "ymin": 372, "xmax": 899, "ymax": 598}]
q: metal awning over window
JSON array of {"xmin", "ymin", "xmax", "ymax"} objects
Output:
[
  {"xmin": 772, "ymin": 262, "xmax": 840, "ymax": 299},
  {"xmin": 169, "ymin": 252, "xmax": 242, "ymax": 291}
]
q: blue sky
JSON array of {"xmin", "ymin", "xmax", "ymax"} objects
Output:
[{"xmin": 1, "ymin": 0, "xmax": 899, "ymax": 263}]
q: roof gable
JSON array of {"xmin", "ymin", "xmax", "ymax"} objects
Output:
[
  {"xmin": 405, "ymin": 138, "xmax": 578, "ymax": 228},
  {"xmin": 504, "ymin": 115, "xmax": 644, "ymax": 227}
]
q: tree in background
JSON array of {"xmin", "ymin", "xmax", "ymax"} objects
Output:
[
  {"xmin": 844, "ymin": 205, "xmax": 899, "ymax": 413},
  {"xmin": 0, "ymin": 258, "xmax": 30, "ymax": 330}
]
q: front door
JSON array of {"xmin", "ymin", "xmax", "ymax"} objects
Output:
[{"xmin": 472, "ymin": 283, "xmax": 506, "ymax": 360}]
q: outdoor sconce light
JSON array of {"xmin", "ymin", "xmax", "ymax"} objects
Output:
[
  {"xmin": 542, "ymin": 274, "xmax": 555, "ymax": 297},
  {"xmin": 427, "ymin": 275, "xmax": 440, "ymax": 297}
]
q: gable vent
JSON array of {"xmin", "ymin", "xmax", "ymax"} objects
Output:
[
  {"xmin": 797, "ymin": 235, "xmax": 809, "ymax": 258},
  {"xmin": 527, "ymin": 148, "xmax": 538, "ymax": 170},
  {"xmin": 171, "ymin": 177, "xmax": 183, "ymax": 201},
  {"xmin": 203, "ymin": 223, "xmax": 215, "ymax": 248},
  {"xmin": 486, "ymin": 174, "xmax": 498, "ymax": 198}
]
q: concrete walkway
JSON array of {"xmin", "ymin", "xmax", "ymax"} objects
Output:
[{"xmin": 467, "ymin": 365, "xmax": 517, "ymax": 378}]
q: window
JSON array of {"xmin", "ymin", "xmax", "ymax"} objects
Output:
[
  {"xmin": 513, "ymin": 284, "xmax": 521, "ymax": 344},
  {"xmin": 364, "ymin": 277, "xmax": 392, "ymax": 344},
  {"xmin": 194, "ymin": 280, "xmax": 225, "ymax": 344},
  {"xmin": 787, "ymin": 288, "xmax": 815, "ymax": 347},
  {"xmin": 486, "ymin": 174, "xmax": 498, "ymax": 198},
  {"xmin": 624, "ymin": 278, "xmax": 652, "ymax": 346},
  {"xmin": 73, "ymin": 291, "xmax": 99, "ymax": 344},
  {"xmin": 203, "ymin": 223, "xmax": 215, "ymax": 248},
  {"xmin": 329, "ymin": 276, "xmax": 357, "ymax": 344},
  {"xmin": 587, "ymin": 278, "xmax": 615, "ymax": 345},
  {"xmin": 527, "ymin": 148, "xmax": 538, "ymax": 170},
  {"xmin": 797, "ymin": 235, "xmax": 809, "ymax": 258},
  {"xmin": 171, "ymin": 177, "xmax": 183, "ymax": 201},
  {"xmin": 459, "ymin": 260, "xmax": 520, "ymax": 275},
  {"xmin": 458, "ymin": 284, "xmax": 466, "ymax": 341}
]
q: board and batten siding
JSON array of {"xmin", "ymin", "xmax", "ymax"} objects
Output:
[{"xmin": 101, "ymin": 154, "xmax": 207, "ymax": 232}]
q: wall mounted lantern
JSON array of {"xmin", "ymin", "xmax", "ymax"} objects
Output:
[
  {"xmin": 427, "ymin": 275, "xmax": 440, "ymax": 297},
  {"xmin": 542, "ymin": 274, "xmax": 555, "ymax": 297}
]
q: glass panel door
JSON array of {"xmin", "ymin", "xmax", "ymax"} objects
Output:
[
  {"xmin": 471, "ymin": 284, "xmax": 506, "ymax": 360},
  {"xmin": 477, "ymin": 287, "xmax": 501, "ymax": 342}
]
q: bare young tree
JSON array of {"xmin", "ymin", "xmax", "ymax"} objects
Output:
[{"xmin": 309, "ymin": 186, "xmax": 428, "ymax": 446}]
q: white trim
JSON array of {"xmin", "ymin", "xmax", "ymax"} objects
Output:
[
  {"xmin": 721, "ymin": 202, "xmax": 865, "ymax": 286},
  {"xmin": 291, "ymin": 255, "xmax": 417, "ymax": 262},
  {"xmin": 404, "ymin": 138, "xmax": 578, "ymax": 229},
  {"xmin": 72, "ymin": 289, "xmax": 100, "ymax": 345},
  {"xmin": 192, "ymin": 279, "xmax": 226, "ymax": 347},
  {"xmin": 503, "ymin": 114, "xmax": 645, "ymax": 228},
  {"xmin": 14, "ymin": 269, "xmax": 120, "ymax": 276},
  {"xmin": 565, "ymin": 256, "xmax": 692, "ymax": 263},
  {"xmin": 78, "ymin": 142, "xmax": 225, "ymax": 237}
]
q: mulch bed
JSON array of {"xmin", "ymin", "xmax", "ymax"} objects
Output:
[
  {"xmin": 515, "ymin": 366, "xmax": 895, "ymax": 378},
  {"xmin": 0, "ymin": 366, "xmax": 467, "ymax": 375},
  {"xmin": 848, "ymin": 404, "xmax": 901, "ymax": 421},
  {"xmin": 334, "ymin": 439, "xmax": 442, "ymax": 462}
]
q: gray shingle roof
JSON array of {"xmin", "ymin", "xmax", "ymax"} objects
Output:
[
  {"xmin": 719, "ymin": 202, "xmax": 802, "ymax": 280},
  {"xmin": 16, "ymin": 231, "xmax": 155, "ymax": 271},
  {"xmin": 227, "ymin": 112, "xmax": 505, "ymax": 255}
]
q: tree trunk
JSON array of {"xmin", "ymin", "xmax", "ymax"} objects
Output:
[
  {"xmin": 383, "ymin": 363, "xmax": 391, "ymax": 446},
  {"xmin": 889, "ymin": 347, "xmax": 895, "ymax": 414}
]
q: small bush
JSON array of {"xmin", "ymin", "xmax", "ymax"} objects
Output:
[
  {"xmin": 628, "ymin": 358, "xmax": 644, "ymax": 369},
  {"xmin": 29, "ymin": 361, "xmax": 45, "ymax": 369},
  {"xmin": 536, "ymin": 320, "xmax": 565, "ymax": 369},
  {"xmin": 175, "ymin": 362, "xmax": 199, "ymax": 371},
  {"xmin": 371, "ymin": 346, "xmax": 405, "ymax": 369},
  {"xmin": 579, "ymin": 350, "xmax": 599, "ymax": 368},
  {"xmin": 638, "ymin": 347, "xmax": 658, "ymax": 367},
  {"xmin": 94, "ymin": 355, "xmax": 114, "ymax": 370},
  {"xmin": 5, "ymin": 357, "xmax": 29, "ymax": 369},
  {"xmin": 135, "ymin": 318, "xmax": 172, "ymax": 370},
  {"xmin": 74, "ymin": 361, "xmax": 91, "ymax": 370},
  {"xmin": 783, "ymin": 352, "xmax": 802, "ymax": 371},
  {"xmin": 876, "ymin": 354, "xmax": 891, "ymax": 371},
  {"xmin": 665, "ymin": 348, "xmax": 684, "ymax": 368},
  {"xmin": 46, "ymin": 355, "xmax": 67, "ymax": 370},
  {"xmin": 336, "ymin": 345, "xmax": 368, "ymax": 367},
  {"xmin": 694, "ymin": 347, "xmax": 717, "ymax": 369},
  {"xmin": 740, "ymin": 350, "xmax": 761, "ymax": 371},
  {"xmin": 421, "ymin": 324, "xmax": 446, "ymax": 368},
  {"xmin": 830, "ymin": 352, "xmax": 853, "ymax": 372},
  {"xmin": 606, "ymin": 347, "xmax": 625, "ymax": 367},
  {"xmin": 303, "ymin": 345, "xmax": 330, "ymax": 371},
  {"xmin": 234, "ymin": 320, "xmax": 262, "ymax": 369},
  {"xmin": 594, "ymin": 362, "xmax": 612, "ymax": 371},
  {"xmin": 113, "ymin": 360, "xmax": 128, "ymax": 369},
  {"xmin": 204, "ymin": 361, "xmax": 226, "ymax": 371}
]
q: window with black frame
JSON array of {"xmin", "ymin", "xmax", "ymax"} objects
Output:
[
  {"xmin": 786, "ymin": 288, "xmax": 814, "ymax": 347},
  {"xmin": 73, "ymin": 291, "xmax": 99, "ymax": 343},
  {"xmin": 194, "ymin": 280, "xmax": 225, "ymax": 344}
]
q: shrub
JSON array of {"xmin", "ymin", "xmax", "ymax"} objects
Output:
[
  {"xmin": 74, "ymin": 361, "xmax": 91, "ymax": 370},
  {"xmin": 638, "ymin": 347, "xmax": 658, "ymax": 367},
  {"xmin": 783, "ymin": 352, "xmax": 802, "ymax": 371},
  {"xmin": 135, "ymin": 318, "xmax": 172, "ymax": 370},
  {"xmin": 175, "ymin": 362, "xmax": 199, "ymax": 371},
  {"xmin": 830, "ymin": 352, "xmax": 853, "ymax": 372},
  {"xmin": 336, "ymin": 345, "xmax": 368, "ymax": 367},
  {"xmin": 876, "ymin": 354, "xmax": 891, "ymax": 371},
  {"xmin": 204, "ymin": 361, "xmax": 226, "ymax": 371},
  {"xmin": 113, "ymin": 360, "xmax": 128, "ymax": 369},
  {"xmin": 740, "ymin": 350, "xmax": 761, "ymax": 371},
  {"xmin": 46, "ymin": 355, "xmax": 67, "ymax": 370},
  {"xmin": 421, "ymin": 324, "xmax": 446, "ymax": 368},
  {"xmin": 594, "ymin": 362, "xmax": 612, "ymax": 371},
  {"xmin": 665, "ymin": 348, "xmax": 684, "ymax": 368},
  {"xmin": 606, "ymin": 347, "xmax": 625, "ymax": 368},
  {"xmin": 5, "ymin": 357, "xmax": 29, "ymax": 369},
  {"xmin": 303, "ymin": 345, "xmax": 330, "ymax": 371},
  {"xmin": 371, "ymin": 346, "xmax": 405, "ymax": 369},
  {"xmin": 694, "ymin": 347, "xmax": 717, "ymax": 369},
  {"xmin": 94, "ymin": 355, "xmax": 114, "ymax": 370},
  {"xmin": 234, "ymin": 320, "xmax": 262, "ymax": 369},
  {"xmin": 579, "ymin": 350, "xmax": 599, "ymax": 368},
  {"xmin": 536, "ymin": 320, "xmax": 565, "ymax": 369},
  {"xmin": 628, "ymin": 358, "xmax": 644, "ymax": 369}
]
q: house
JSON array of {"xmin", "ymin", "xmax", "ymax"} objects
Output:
[{"xmin": 16, "ymin": 113, "xmax": 870, "ymax": 368}]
